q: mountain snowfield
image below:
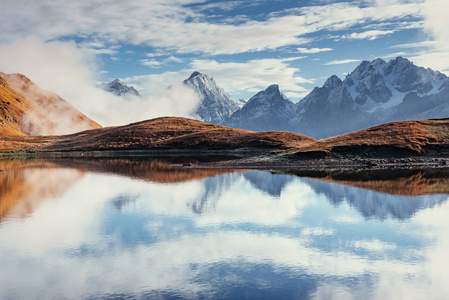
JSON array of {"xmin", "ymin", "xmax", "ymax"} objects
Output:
[{"xmin": 106, "ymin": 57, "xmax": 449, "ymax": 139}]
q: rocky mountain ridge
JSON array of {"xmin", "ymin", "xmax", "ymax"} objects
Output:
[
  {"xmin": 223, "ymin": 84, "xmax": 295, "ymax": 131},
  {"xmin": 99, "ymin": 79, "xmax": 140, "ymax": 97},
  {"xmin": 290, "ymin": 57, "xmax": 449, "ymax": 138},
  {"xmin": 218, "ymin": 57, "xmax": 449, "ymax": 138},
  {"xmin": 183, "ymin": 71, "xmax": 243, "ymax": 124}
]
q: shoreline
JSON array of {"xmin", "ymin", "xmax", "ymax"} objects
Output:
[{"xmin": 2, "ymin": 149, "xmax": 449, "ymax": 171}]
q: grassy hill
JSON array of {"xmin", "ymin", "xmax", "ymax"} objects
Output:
[
  {"xmin": 0, "ymin": 117, "xmax": 316, "ymax": 154},
  {"xmin": 281, "ymin": 118, "xmax": 449, "ymax": 159}
]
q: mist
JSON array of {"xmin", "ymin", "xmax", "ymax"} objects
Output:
[{"xmin": 0, "ymin": 37, "xmax": 201, "ymax": 128}]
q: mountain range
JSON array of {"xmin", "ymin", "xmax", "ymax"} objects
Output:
[
  {"xmin": 290, "ymin": 57, "xmax": 449, "ymax": 138},
  {"xmin": 2, "ymin": 56, "xmax": 449, "ymax": 140},
  {"xmin": 181, "ymin": 57, "xmax": 449, "ymax": 139}
]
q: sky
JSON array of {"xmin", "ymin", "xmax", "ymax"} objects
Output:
[{"xmin": 0, "ymin": 0, "xmax": 448, "ymax": 126}]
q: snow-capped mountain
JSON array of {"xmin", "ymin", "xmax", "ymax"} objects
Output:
[
  {"xmin": 183, "ymin": 71, "xmax": 242, "ymax": 124},
  {"xmin": 99, "ymin": 79, "xmax": 140, "ymax": 97},
  {"xmin": 291, "ymin": 57, "xmax": 449, "ymax": 138},
  {"xmin": 291, "ymin": 75, "xmax": 369, "ymax": 138},
  {"xmin": 223, "ymin": 84, "xmax": 295, "ymax": 131}
]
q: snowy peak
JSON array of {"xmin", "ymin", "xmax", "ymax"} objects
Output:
[
  {"xmin": 188, "ymin": 71, "xmax": 203, "ymax": 80},
  {"xmin": 292, "ymin": 56, "xmax": 449, "ymax": 138},
  {"xmin": 248, "ymin": 84, "xmax": 292, "ymax": 106},
  {"xmin": 222, "ymin": 84, "xmax": 295, "ymax": 131},
  {"xmin": 100, "ymin": 79, "xmax": 140, "ymax": 97},
  {"xmin": 324, "ymin": 75, "xmax": 343, "ymax": 89},
  {"xmin": 265, "ymin": 84, "xmax": 281, "ymax": 94},
  {"xmin": 183, "ymin": 71, "xmax": 241, "ymax": 124}
]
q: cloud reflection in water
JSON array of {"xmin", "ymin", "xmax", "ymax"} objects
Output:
[{"xmin": 0, "ymin": 160, "xmax": 448, "ymax": 299}]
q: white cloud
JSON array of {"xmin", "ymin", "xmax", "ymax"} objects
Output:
[
  {"xmin": 343, "ymin": 30, "xmax": 395, "ymax": 40},
  {"xmin": 140, "ymin": 59, "xmax": 164, "ymax": 68},
  {"xmin": 412, "ymin": 0, "xmax": 449, "ymax": 73},
  {"xmin": 141, "ymin": 56, "xmax": 184, "ymax": 68},
  {"xmin": 0, "ymin": 0, "xmax": 426, "ymax": 56},
  {"xmin": 127, "ymin": 57, "xmax": 313, "ymax": 102},
  {"xmin": 390, "ymin": 40, "xmax": 437, "ymax": 49},
  {"xmin": 188, "ymin": 58, "xmax": 312, "ymax": 99},
  {"xmin": 324, "ymin": 59, "xmax": 361, "ymax": 65},
  {"xmin": 0, "ymin": 37, "xmax": 200, "ymax": 127},
  {"xmin": 297, "ymin": 47, "xmax": 334, "ymax": 54}
]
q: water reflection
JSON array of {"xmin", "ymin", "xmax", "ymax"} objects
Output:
[
  {"xmin": 0, "ymin": 159, "xmax": 86, "ymax": 220},
  {"xmin": 1, "ymin": 158, "xmax": 449, "ymax": 299}
]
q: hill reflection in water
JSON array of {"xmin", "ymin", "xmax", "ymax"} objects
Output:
[{"xmin": 1, "ymin": 158, "xmax": 449, "ymax": 299}]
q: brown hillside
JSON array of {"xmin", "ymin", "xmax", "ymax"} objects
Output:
[
  {"xmin": 288, "ymin": 119, "xmax": 449, "ymax": 158},
  {"xmin": 0, "ymin": 117, "xmax": 316, "ymax": 153},
  {"xmin": 0, "ymin": 72, "xmax": 101, "ymax": 136}
]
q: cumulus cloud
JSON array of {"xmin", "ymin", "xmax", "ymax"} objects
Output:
[
  {"xmin": 0, "ymin": 37, "xmax": 200, "ymax": 127},
  {"xmin": 410, "ymin": 0, "xmax": 449, "ymax": 73}
]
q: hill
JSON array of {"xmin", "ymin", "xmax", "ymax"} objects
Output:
[
  {"xmin": 0, "ymin": 72, "xmax": 101, "ymax": 136},
  {"xmin": 0, "ymin": 117, "xmax": 316, "ymax": 153},
  {"xmin": 204, "ymin": 118, "xmax": 449, "ymax": 168},
  {"xmin": 291, "ymin": 118, "xmax": 449, "ymax": 158}
]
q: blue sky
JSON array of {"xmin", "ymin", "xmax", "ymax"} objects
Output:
[{"xmin": 0, "ymin": 0, "xmax": 448, "ymax": 120}]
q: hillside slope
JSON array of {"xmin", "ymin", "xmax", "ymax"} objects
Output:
[
  {"xmin": 0, "ymin": 117, "xmax": 316, "ymax": 153},
  {"xmin": 287, "ymin": 118, "xmax": 449, "ymax": 158},
  {"xmin": 0, "ymin": 72, "xmax": 101, "ymax": 136}
]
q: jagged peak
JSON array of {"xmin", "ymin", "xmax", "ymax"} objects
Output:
[
  {"xmin": 187, "ymin": 71, "xmax": 205, "ymax": 80},
  {"xmin": 265, "ymin": 84, "xmax": 280, "ymax": 93},
  {"xmin": 390, "ymin": 56, "xmax": 410, "ymax": 64},
  {"xmin": 110, "ymin": 78, "xmax": 122, "ymax": 84},
  {"xmin": 371, "ymin": 58, "xmax": 386, "ymax": 66},
  {"xmin": 324, "ymin": 75, "xmax": 343, "ymax": 88}
]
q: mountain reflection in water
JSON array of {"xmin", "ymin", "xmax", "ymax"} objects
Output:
[{"xmin": 1, "ymin": 158, "xmax": 449, "ymax": 299}]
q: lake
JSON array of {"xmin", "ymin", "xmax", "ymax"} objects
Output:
[{"xmin": 1, "ymin": 158, "xmax": 449, "ymax": 299}]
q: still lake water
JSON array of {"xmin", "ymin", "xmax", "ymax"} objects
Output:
[{"xmin": 1, "ymin": 158, "xmax": 449, "ymax": 299}]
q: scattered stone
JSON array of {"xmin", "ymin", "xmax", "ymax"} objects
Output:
[{"xmin": 366, "ymin": 160, "xmax": 379, "ymax": 167}]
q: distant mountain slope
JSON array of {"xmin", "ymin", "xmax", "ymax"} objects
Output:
[
  {"xmin": 292, "ymin": 57, "xmax": 449, "ymax": 138},
  {"xmin": 99, "ymin": 79, "xmax": 140, "ymax": 97},
  {"xmin": 0, "ymin": 72, "xmax": 101, "ymax": 136},
  {"xmin": 223, "ymin": 84, "xmax": 295, "ymax": 131},
  {"xmin": 183, "ymin": 72, "xmax": 242, "ymax": 124}
]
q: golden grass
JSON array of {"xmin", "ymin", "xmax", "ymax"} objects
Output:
[{"xmin": 0, "ymin": 117, "xmax": 317, "ymax": 153}]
